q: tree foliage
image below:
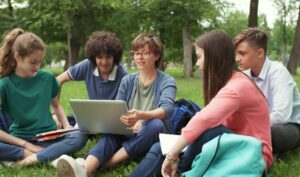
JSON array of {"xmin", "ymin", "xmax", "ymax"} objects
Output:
[{"xmin": 0, "ymin": 0, "xmax": 300, "ymax": 76}]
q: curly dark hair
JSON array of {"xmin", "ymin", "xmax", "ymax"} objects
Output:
[{"xmin": 85, "ymin": 31, "xmax": 123, "ymax": 66}]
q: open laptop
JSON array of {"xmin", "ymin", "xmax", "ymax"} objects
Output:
[{"xmin": 69, "ymin": 99, "xmax": 132, "ymax": 135}]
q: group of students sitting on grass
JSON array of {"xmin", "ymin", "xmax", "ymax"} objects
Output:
[{"xmin": 0, "ymin": 27, "xmax": 299, "ymax": 177}]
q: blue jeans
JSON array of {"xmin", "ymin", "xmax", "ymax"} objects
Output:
[
  {"xmin": 86, "ymin": 119, "xmax": 165, "ymax": 167},
  {"xmin": 0, "ymin": 142, "xmax": 24, "ymax": 161},
  {"xmin": 0, "ymin": 111, "xmax": 12, "ymax": 133},
  {"xmin": 129, "ymin": 125, "xmax": 232, "ymax": 177},
  {"xmin": 0, "ymin": 131, "xmax": 87, "ymax": 162},
  {"xmin": 0, "ymin": 111, "xmax": 21, "ymax": 161}
]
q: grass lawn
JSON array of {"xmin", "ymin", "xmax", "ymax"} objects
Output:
[{"xmin": 1, "ymin": 67, "xmax": 299, "ymax": 176}]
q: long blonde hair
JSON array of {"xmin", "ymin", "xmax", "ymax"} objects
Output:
[{"xmin": 0, "ymin": 28, "xmax": 45, "ymax": 77}]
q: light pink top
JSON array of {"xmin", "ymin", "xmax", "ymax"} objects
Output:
[{"xmin": 182, "ymin": 72, "xmax": 273, "ymax": 169}]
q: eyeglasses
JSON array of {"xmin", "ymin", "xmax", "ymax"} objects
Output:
[{"xmin": 130, "ymin": 50, "xmax": 151, "ymax": 57}]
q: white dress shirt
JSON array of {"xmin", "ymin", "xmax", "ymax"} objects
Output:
[{"xmin": 244, "ymin": 58, "xmax": 300, "ymax": 125}]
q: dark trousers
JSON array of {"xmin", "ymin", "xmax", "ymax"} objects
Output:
[
  {"xmin": 86, "ymin": 119, "xmax": 165, "ymax": 167},
  {"xmin": 271, "ymin": 123, "xmax": 300, "ymax": 154},
  {"xmin": 0, "ymin": 111, "xmax": 12, "ymax": 133},
  {"xmin": 129, "ymin": 125, "xmax": 232, "ymax": 177}
]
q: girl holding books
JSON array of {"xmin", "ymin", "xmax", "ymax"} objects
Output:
[{"xmin": 0, "ymin": 28, "xmax": 87, "ymax": 165}]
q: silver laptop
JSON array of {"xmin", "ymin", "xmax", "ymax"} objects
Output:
[{"xmin": 69, "ymin": 99, "xmax": 132, "ymax": 135}]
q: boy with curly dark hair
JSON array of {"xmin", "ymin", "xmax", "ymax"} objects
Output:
[
  {"xmin": 56, "ymin": 31, "xmax": 127, "ymax": 127},
  {"xmin": 57, "ymin": 31, "xmax": 127, "ymax": 100}
]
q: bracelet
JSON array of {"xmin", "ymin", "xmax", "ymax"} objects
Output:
[
  {"xmin": 166, "ymin": 154, "xmax": 179, "ymax": 163},
  {"xmin": 51, "ymin": 112, "xmax": 55, "ymax": 115}
]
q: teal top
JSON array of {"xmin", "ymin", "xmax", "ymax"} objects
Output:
[{"xmin": 0, "ymin": 70, "xmax": 58, "ymax": 138}]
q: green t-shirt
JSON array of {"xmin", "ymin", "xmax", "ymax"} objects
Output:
[
  {"xmin": 129, "ymin": 77, "xmax": 154, "ymax": 111},
  {"xmin": 0, "ymin": 70, "xmax": 58, "ymax": 138}
]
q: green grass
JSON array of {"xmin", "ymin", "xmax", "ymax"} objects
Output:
[{"xmin": 1, "ymin": 68, "xmax": 299, "ymax": 176}]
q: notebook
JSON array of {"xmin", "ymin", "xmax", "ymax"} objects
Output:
[
  {"xmin": 36, "ymin": 127, "xmax": 80, "ymax": 141},
  {"xmin": 69, "ymin": 99, "xmax": 132, "ymax": 135}
]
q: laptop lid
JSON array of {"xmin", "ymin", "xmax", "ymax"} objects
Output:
[{"xmin": 69, "ymin": 99, "xmax": 132, "ymax": 135}]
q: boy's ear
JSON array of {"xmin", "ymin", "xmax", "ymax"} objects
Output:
[{"xmin": 257, "ymin": 48, "xmax": 265, "ymax": 59}]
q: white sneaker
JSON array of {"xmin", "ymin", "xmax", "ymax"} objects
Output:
[
  {"xmin": 75, "ymin": 158, "xmax": 85, "ymax": 168},
  {"xmin": 57, "ymin": 155, "xmax": 87, "ymax": 177},
  {"xmin": 1, "ymin": 161, "xmax": 14, "ymax": 167},
  {"xmin": 50, "ymin": 157, "xmax": 59, "ymax": 168}
]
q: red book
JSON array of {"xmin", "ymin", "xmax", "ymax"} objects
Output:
[{"xmin": 36, "ymin": 127, "xmax": 80, "ymax": 141}]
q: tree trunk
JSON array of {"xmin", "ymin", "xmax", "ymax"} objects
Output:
[
  {"xmin": 182, "ymin": 24, "xmax": 193, "ymax": 78},
  {"xmin": 287, "ymin": 3, "xmax": 300, "ymax": 75},
  {"xmin": 65, "ymin": 15, "xmax": 81, "ymax": 70},
  {"xmin": 282, "ymin": 3, "xmax": 287, "ymax": 65},
  {"xmin": 7, "ymin": 0, "xmax": 14, "ymax": 18},
  {"xmin": 159, "ymin": 27, "xmax": 166, "ymax": 71},
  {"xmin": 248, "ymin": 0, "xmax": 259, "ymax": 27}
]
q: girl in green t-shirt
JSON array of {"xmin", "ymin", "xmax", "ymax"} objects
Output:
[{"xmin": 0, "ymin": 28, "xmax": 87, "ymax": 166}]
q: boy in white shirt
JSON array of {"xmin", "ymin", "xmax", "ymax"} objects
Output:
[{"xmin": 234, "ymin": 28, "xmax": 300, "ymax": 154}]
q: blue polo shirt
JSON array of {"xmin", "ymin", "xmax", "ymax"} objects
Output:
[{"xmin": 68, "ymin": 59, "xmax": 127, "ymax": 100}]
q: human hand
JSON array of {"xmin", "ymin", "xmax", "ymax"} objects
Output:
[
  {"xmin": 129, "ymin": 121, "xmax": 142, "ymax": 133},
  {"xmin": 64, "ymin": 125, "xmax": 74, "ymax": 130},
  {"xmin": 120, "ymin": 109, "xmax": 141, "ymax": 126},
  {"xmin": 161, "ymin": 154, "xmax": 179, "ymax": 177},
  {"xmin": 23, "ymin": 141, "xmax": 44, "ymax": 153}
]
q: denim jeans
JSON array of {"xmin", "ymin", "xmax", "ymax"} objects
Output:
[
  {"xmin": 32, "ymin": 131, "xmax": 87, "ymax": 162},
  {"xmin": 0, "ymin": 142, "xmax": 24, "ymax": 161},
  {"xmin": 0, "ymin": 131, "xmax": 87, "ymax": 162},
  {"xmin": 0, "ymin": 110, "xmax": 87, "ymax": 162},
  {"xmin": 0, "ymin": 111, "xmax": 12, "ymax": 133},
  {"xmin": 129, "ymin": 125, "xmax": 232, "ymax": 177}
]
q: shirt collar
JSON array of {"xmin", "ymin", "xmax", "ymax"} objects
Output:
[
  {"xmin": 250, "ymin": 57, "xmax": 270, "ymax": 81},
  {"xmin": 93, "ymin": 65, "xmax": 118, "ymax": 81}
]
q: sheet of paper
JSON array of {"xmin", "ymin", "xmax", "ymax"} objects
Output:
[{"xmin": 159, "ymin": 133, "xmax": 187, "ymax": 155}]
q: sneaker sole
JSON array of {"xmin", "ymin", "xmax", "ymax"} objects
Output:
[{"xmin": 57, "ymin": 158, "xmax": 76, "ymax": 177}]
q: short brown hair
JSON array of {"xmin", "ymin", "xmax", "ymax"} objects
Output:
[
  {"xmin": 131, "ymin": 33, "xmax": 163, "ymax": 69},
  {"xmin": 85, "ymin": 31, "xmax": 123, "ymax": 67},
  {"xmin": 233, "ymin": 28, "xmax": 268, "ymax": 53}
]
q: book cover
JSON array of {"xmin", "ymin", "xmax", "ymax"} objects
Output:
[{"xmin": 36, "ymin": 127, "xmax": 80, "ymax": 141}]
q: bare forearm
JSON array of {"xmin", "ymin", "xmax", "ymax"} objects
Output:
[
  {"xmin": 52, "ymin": 96, "xmax": 70, "ymax": 128},
  {"xmin": 140, "ymin": 108, "xmax": 166, "ymax": 120},
  {"xmin": 0, "ymin": 130, "xmax": 28, "ymax": 148},
  {"xmin": 56, "ymin": 71, "xmax": 71, "ymax": 86},
  {"xmin": 53, "ymin": 105, "xmax": 70, "ymax": 128},
  {"xmin": 167, "ymin": 135, "xmax": 188, "ymax": 158}
]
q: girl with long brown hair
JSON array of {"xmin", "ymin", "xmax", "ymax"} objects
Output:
[{"xmin": 0, "ymin": 28, "xmax": 87, "ymax": 165}]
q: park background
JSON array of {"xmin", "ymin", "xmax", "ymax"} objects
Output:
[{"xmin": 1, "ymin": 0, "xmax": 300, "ymax": 176}]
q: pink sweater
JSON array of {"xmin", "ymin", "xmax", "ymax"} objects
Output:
[{"xmin": 182, "ymin": 72, "xmax": 273, "ymax": 169}]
